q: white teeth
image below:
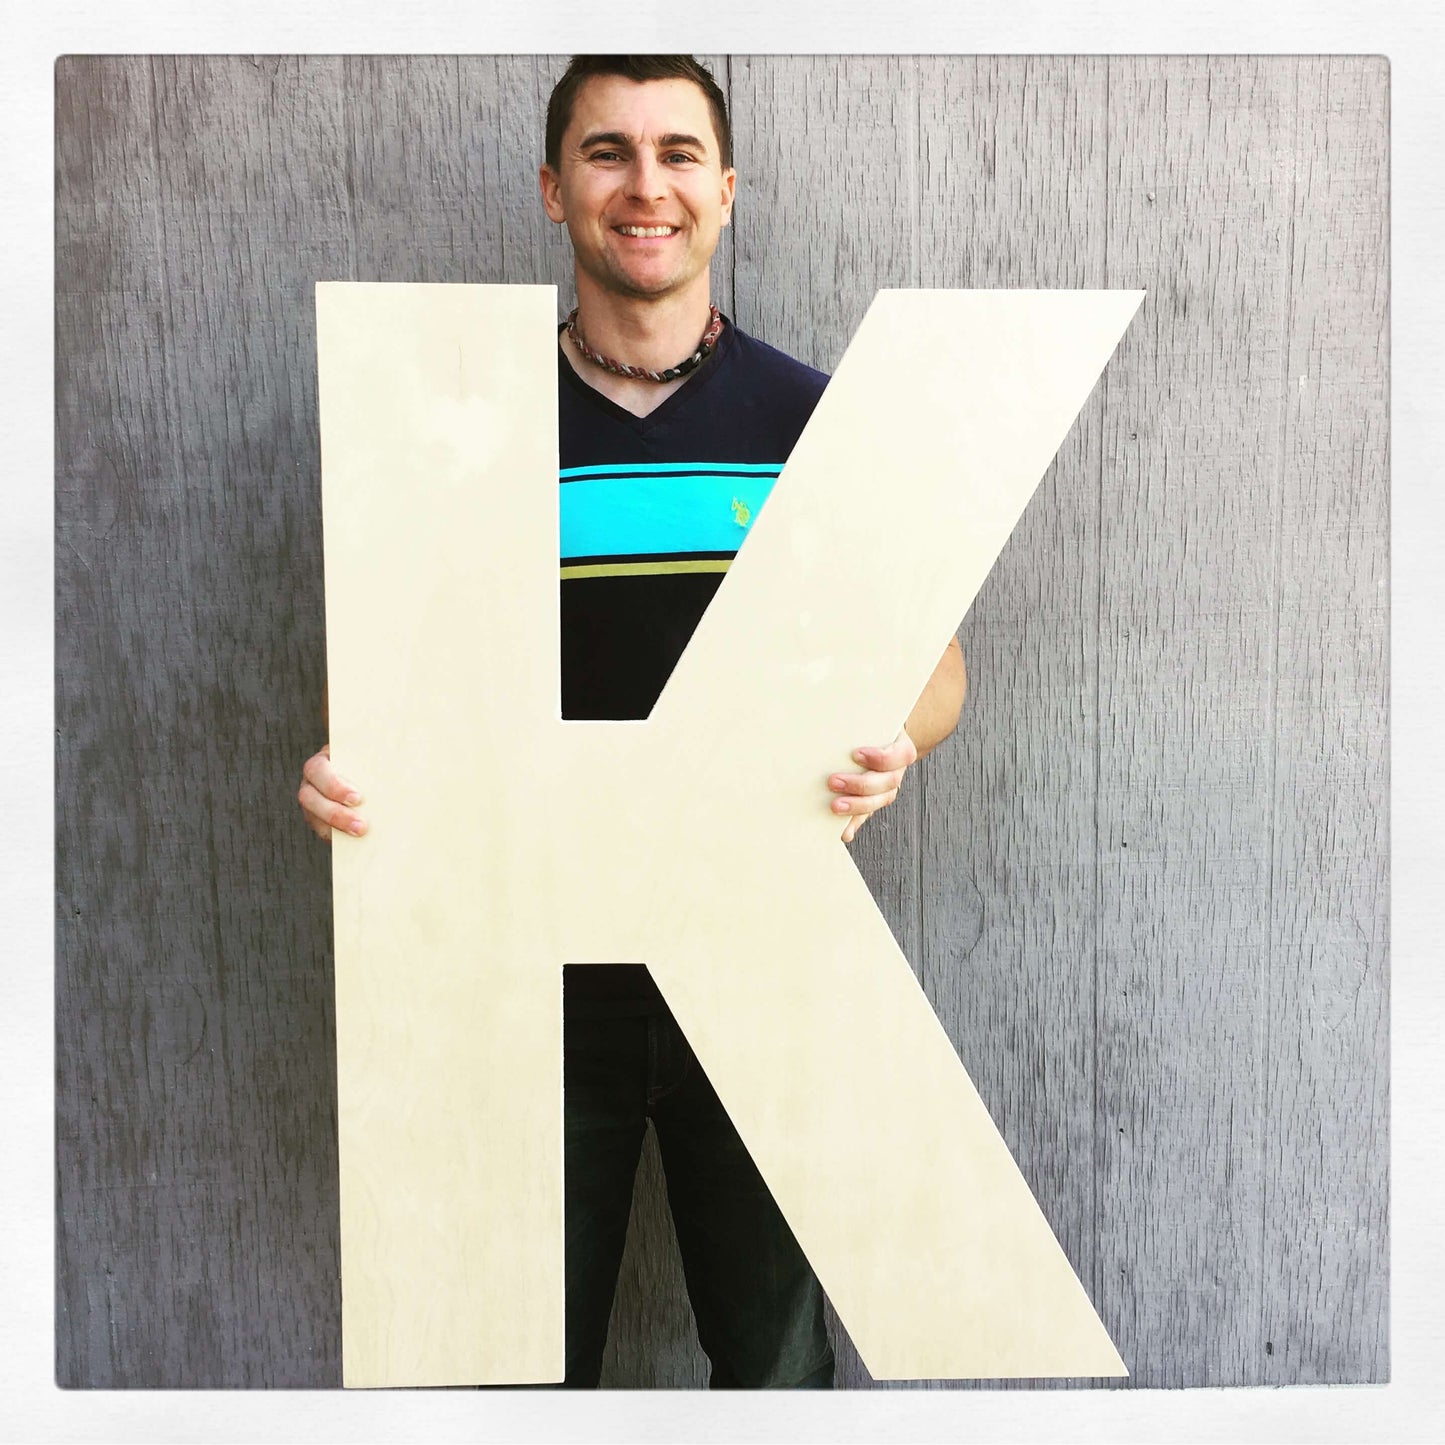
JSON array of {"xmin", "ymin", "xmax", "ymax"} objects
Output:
[{"xmin": 617, "ymin": 225, "xmax": 677, "ymax": 237}]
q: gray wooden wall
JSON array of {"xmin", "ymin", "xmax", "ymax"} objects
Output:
[{"xmin": 55, "ymin": 54, "xmax": 1388, "ymax": 1390}]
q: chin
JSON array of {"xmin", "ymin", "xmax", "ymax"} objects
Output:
[
  {"xmin": 582, "ymin": 252, "xmax": 702, "ymax": 303},
  {"xmin": 610, "ymin": 273, "xmax": 690, "ymax": 302}
]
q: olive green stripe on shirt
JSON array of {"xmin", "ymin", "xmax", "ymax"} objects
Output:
[{"xmin": 560, "ymin": 558, "xmax": 734, "ymax": 581}]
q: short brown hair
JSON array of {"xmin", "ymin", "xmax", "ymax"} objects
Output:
[{"xmin": 544, "ymin": 55, "xmax": 732, "ymax": 170}]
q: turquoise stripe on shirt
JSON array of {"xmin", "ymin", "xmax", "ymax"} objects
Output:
[{"xmin": 560, "ymin": 466, "xmax": 781, "ymax": 560}]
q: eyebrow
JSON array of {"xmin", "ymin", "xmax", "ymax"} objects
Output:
[{"xmin": 577, "ymin": 130, "xmax": 709, "ymax": 154}]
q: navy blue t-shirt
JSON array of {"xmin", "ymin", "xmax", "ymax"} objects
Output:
[{"xmin": 558, "ymin": 318, "xmax": 829, "ymax": 1010}]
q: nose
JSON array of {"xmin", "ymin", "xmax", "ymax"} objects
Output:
[{"xmin": 624, "ymin": 149, "xmax": 667, "ymax": 203}]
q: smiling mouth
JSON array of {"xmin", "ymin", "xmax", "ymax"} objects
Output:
[{"xmin": 614, "ymin": 224, "xmax": 680, "ymax": 238}]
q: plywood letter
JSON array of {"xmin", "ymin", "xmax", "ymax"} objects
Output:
[{"xmin": 318, "ymin": 284, "xmax": 1142, "ymax": 1385}]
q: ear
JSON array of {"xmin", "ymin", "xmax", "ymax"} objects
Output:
[
  {"xmin": 719, "ymin": 166, "xmax": 737, "ymax": 228},
  {"xmin": 539, "ymin": 163, "xmax": 566, "ymax": 224}
]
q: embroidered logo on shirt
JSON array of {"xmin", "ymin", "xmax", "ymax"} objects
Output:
[{"xmin": 731, "ymin": 497, "xmax": 751, "ymax": 527}]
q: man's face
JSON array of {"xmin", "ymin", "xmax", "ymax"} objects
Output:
[{"xmin": 540, "ymin": 75, "xmax": 736, "ymax": 305}]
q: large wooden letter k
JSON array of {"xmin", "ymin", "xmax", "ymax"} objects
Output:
[{"xmin": 318, "ymin": 283, "xmax": 1142, "ymax": 1387}]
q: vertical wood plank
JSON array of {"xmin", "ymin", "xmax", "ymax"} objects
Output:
[
  {"xmin": 484, "ymin": 57, "xmax": 578, "ymax": 295},
  {"xmin": 60, "ymin": 52, "xmax": 356, "ymax": 1385},
  {"xmin": 1261, "ymin": 56, "xmax": 1389, "ymax": 1385},
  {"xmin": 144, "ymin": 53, "xmax": 355, "ymax": 1385},
  {"xmin": 57, "ymin": 55, "xmax": 335, "ymax": 1388},
  {"xmin": 729, "ymin": 55, "xmax": 919, "ymax": 369},
  {"xmin": 916, "ymin": 54, "xmax": 1112, "ymax": 1392},
  {"xmin": 1096, "ymin": 56, "xmax": 1295, "ymax": 1386},
  {"xmin": 339, "ymin": 54, "xmax": 577, "ymax": 297},
  {"xmin": 56, "ymin": 54, "xmax": 201, "ymax": 1389},
  {"xmin": 342, "ymin": 56, "xmax": 484, "ymax": 283}
]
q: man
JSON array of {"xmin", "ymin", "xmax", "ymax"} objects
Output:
[{"xmin": 298, "ymin": 55, "xmax": 967, "ymax": 1389}]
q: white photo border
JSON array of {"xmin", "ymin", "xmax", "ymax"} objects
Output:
[{"xmin": 8, "ymin": 3, "xmax": 1440, "ymax": 1441}]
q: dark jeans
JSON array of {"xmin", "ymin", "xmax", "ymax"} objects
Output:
[{"xmin": 562, "ymin": 1005, "xmax": 835, "ymax": 1389}]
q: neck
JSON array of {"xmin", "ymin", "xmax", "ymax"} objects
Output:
[{"xmin": 570, "ymin": 273, "xmax": 714, "ymax": 374}]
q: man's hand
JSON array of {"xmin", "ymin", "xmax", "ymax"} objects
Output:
[
  {"xmin": 828, "ymin": 637, "xmax": 967, "ymax": 842},
  {"xmin": 829, "ymin": 728, "xmax": 918, "ymax": 844},
  {"xmin": 297, "ymin": 743, "xmax": 369, "ymax": 842}
]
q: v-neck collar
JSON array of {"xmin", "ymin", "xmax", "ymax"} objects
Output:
[{"xmin": 556, "ymin": 316, "xmax": 737, "ymax": 435}]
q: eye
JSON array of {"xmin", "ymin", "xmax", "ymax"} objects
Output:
[
  {"xmin": 665, "ymin": 152, "xmax": 697, "ymax": 164},
  {"xmin": 588, "ymin": 149, "xmax": 623, "ymax": 162}
]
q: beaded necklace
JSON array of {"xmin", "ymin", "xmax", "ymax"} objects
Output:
[{"xmin": 564, "ymin": 304, "xmax": 724, "ymax": 383}]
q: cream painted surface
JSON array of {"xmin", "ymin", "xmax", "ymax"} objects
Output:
[
  {"xmin": 318, "ymin": 283, "xmax": 566, "ymax": 1387},
  {"xmin": 317, "ymin": 283, "xmax": 1140, "ymax": 1385}
]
